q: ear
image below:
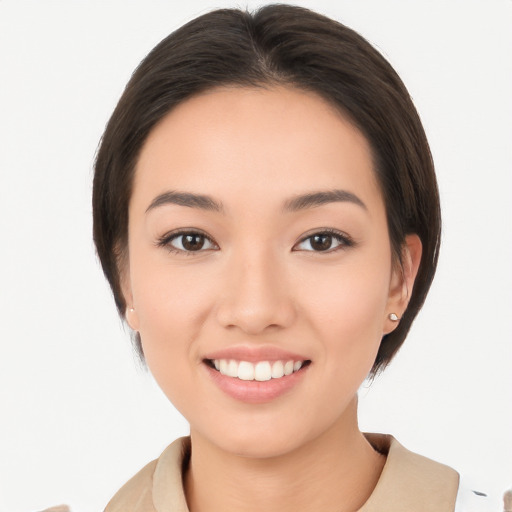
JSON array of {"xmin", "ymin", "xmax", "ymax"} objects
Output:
[
  {"xmin": 125, "ymin": 302, "xmax": 140, "ymax": 332},
  {"xmin": 118, "ymin": 256, "xmax": 140, "ymax": 332},
  {"xmin": 383, "ymin": 234, "xmax": 422, "ymax": 334}
]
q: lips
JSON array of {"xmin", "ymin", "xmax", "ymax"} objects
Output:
[{"xmin": 202, "ymin": 346, "xmax": 311, "ymax": 403}]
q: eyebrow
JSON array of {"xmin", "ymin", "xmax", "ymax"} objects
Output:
[
  {"xmin": 282, "ymin": 189, "xmax": 367, "ymax": 212},
  {"xmin": 145, "ymin": 189, "xmax": 366, "ymax": 214},
  {"xmin": 146, "ymin": 191, "xmax": 224, "ymax": 213}
]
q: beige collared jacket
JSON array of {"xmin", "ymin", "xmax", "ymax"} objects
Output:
[{"xmin": 104, "ymin": 434, "xmax": 464, "ymax": 512}]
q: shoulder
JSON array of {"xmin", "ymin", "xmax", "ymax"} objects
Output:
[
  {"xmin": 362, "ymin": 433, "xmax": 460, "ymax": 512},
  {"xmin": 103, "ymin": 458, "xmax": 158, "ymax": 512},
  {"xmin": 366, "ymin": 434, "xmax": 501, "ymax": 512},
  {"xmin": 103, "ymin": 437, "xmax": 191, "ymax": 512}
]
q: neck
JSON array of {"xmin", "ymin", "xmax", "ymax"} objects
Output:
[{"xmin": 184, "ymin": 397, "xmax": 385, "ymax": 512}]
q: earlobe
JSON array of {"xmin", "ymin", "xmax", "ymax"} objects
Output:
[
  {"xmin": 384, "ymin": 234, "xmax": 422, "ymax": 333},
  {"xmin": 125, "ymin": 305, "xmax": 140, "ymax": 331},
  {"xmin": 122, "ymin": 286, "xmax": 140, "ymax": 331},
  {"xmin": 118, "ymin": 261, "xmax": 140, "ymax": 331}
]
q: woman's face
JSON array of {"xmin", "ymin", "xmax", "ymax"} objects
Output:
[{"xmin": 124, "ymin": 86, "xmax": 414, "ymax": 458}]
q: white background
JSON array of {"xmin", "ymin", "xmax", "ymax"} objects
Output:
[{"xmin": 0, "ymin": 1, "xmax": 511, "ymax": 511}]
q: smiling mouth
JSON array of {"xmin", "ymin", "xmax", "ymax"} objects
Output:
[{"xmin": 204, "ymin": 359, "xmax": 311, "ymax": 381}]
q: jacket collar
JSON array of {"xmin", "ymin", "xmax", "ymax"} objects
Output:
[{"xmin": 147, "ymin": 434, "xmax": 459, "ymax": 512}]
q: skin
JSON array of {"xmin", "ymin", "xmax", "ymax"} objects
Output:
[{"xmin": 122, "ymin": 86, "xmax": 422, "ymax": 512}]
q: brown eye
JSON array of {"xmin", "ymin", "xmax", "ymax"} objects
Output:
[
  {"xmin": 159, "ymin": 230, "xmax": 218, "ymax": 253},
  {"xmin": 294, "ymin": 230, "xmax": 354, "ymax": 253},
  {"xmin": 182, "ymin": 233, "xmax": 206, "ymax": 251},
  {"xmin": 310, "ymin": 234, "xmax": 333, "ymax": 251}
]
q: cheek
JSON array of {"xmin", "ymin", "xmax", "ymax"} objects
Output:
[
  {"xmin": 130, "ymin": 239, "xmax": 219, "ymax": 330},
  {"xmin": 129, "ymin": 256, "xmax": 219, "ymax": 388},
  {"xmin": 297, "ymin": 258, "xmax": 391, "ymax": 370},
  {"xmin": 300, "ymin": 259, "xmax": 390, "ymax": 329}
]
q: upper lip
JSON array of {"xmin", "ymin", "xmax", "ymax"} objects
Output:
[{"xmin": 203, "ymin": 345, "xmax": 310, "ymax": 363}]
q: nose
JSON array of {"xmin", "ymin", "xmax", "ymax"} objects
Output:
[{"xmin": 215, "ymin": 247, "xmax": 296, "ymax": 335}]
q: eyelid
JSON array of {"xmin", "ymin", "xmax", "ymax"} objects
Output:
[
  {"xmin": 292, "ymin": 228, "xmax": 355, "ymax": 252},
  {"xmin": 156, "ymin": 227, "xmax": 354, "ymax": 254},
  {"xmin": 156, "ymin": 228, "xmax": 219, "ymax": 254}
]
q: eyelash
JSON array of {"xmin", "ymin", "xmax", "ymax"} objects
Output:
[
  {"xmin": 156, "ymin": 229, "xmax": 218, "ymax": 255},
  {"xmin": 293, "ymin": 228, "xmax": 355, "ymax": 253},
  {"xmin": 156, "ymin": 228, "xmax": 355, "ymax": 255}
]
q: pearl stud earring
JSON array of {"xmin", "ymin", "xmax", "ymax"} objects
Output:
[{"xmin": 388, "ymin": 313, "xmax": 399, "ymax": 322}]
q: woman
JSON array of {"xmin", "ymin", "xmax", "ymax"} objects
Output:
[{"xmin": 93, "ymin": 5, "xmax": 491, "ymax": 511}]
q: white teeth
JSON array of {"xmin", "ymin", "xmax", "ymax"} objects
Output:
[
  {"xmin": 227, "ymin": 359, "xmax": 238, "ymax": 378},
  {"xmin": 212, "ymin": 358, "xmax": 305, "ymax": 381},
  {"xmin": 238, "ymin": 361, "xmax": 254, "ymax": 381},
  {"xmin": 271, "ymin": 360, "xmax": 284, "ymax": 378},
  {"xmin": 254, "ymin": 361, "xmax": 272, "ymax": 381},
  {"xmin": 219, "ymin": 359, "xmax": 229, "ymax": 375},
  {"xmin": 284, "ymin": 360, "xmax": 294, "ymax": 376}
]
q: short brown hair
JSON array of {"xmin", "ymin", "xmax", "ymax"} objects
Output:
[{"xmin": 93, "ymin": 4, "xmax": 441, "ymax": 375}]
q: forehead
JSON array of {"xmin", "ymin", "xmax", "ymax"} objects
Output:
[{"xmin": 133, "ymin": 86, "xmax": 383, "ymax": 215}]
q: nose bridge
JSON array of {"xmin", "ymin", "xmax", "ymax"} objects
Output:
[{"xmin": 216, "ymin": 242, "xmax": 295, "ymax": 334}]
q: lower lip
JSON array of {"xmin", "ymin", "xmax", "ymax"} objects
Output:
[{"xmin": 204, "ymin": 363, "xmax": 309, "ymax": 404}]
